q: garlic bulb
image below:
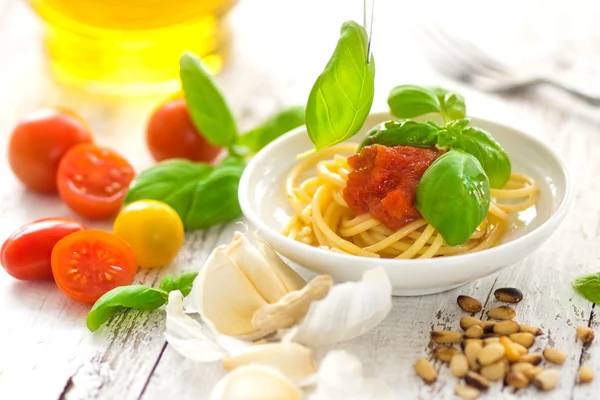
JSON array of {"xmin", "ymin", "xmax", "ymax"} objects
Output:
[
  {"xmin": 187, "ymin": 231, "xmax": 333, "ymax": 340},
  {"xmin": 223, "ymin": 342, "xmax": 316, "ymax": 382},
  {"xmin": 209, "ymin": 365, "xmax": 302, "ymax": 400}
]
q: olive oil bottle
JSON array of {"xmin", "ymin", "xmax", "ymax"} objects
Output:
[{"xmin": 29, "ymin": 0, "xmax": 237, "ymax": 95}]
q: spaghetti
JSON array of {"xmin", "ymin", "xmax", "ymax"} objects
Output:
[{"xmin": 282, "ymin": 143, "xmax": 539, "ymax": 259}]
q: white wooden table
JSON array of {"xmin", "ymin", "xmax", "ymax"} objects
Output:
[{"xmin": 2, "ymin": 0, "xmax": 600, "ymax": 398}]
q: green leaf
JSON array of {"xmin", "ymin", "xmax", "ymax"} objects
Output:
[
  {"xmin": 573, "ymin": 273, "xmax": 600, "ymax": 304},
  {"xmin": 387, "ymin": 85, "xmax": 466, "ymax": 122},
  {"xmin": 124, "ymin": 157, "xmax": 244, "ymax": 230},
  {"xmin": 159, "ymin": 274, "xmax": 176, "ymax": 292},
  {"xmin": 438, "ymin": 120, "xmax": 511, "ymax": 188},
  {"xmin": 359, "ymin": 119, "xmax": 440, "ymax": 150},
  {"xmin": 172, "ymin": 271, "xmax": 198, "ymax": 297},
  {"xmin": 416, "ymin": 150, "xmax": 490, "ymax": 246},
  {"xmin": 238, "ymin": 106, "xmax": 306, "ymax": 152},
  {"xmin": 180, "ymin": 52, "xmax": 237, "ymax": 147},
  {"xmin": 86, "ymin": 285, "xmax": 167, "ymax": 332},
  {"xmin": 305, "ymin": 20, "xmax": 376, "ymax": 151}
]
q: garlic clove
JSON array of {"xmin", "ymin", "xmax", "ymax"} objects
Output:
[
  {"xmin": 210, "ymin": 365, "xmax": 302, "ymax": 400},
  {"xmin": 197, "ymin": 244, "xmax": 269, "ymax": 337},
  {"xmin": 252, "ymin": 275, "xmax": 333, "ymax": 333},
  {"xmin": 228, "ymin": 232, "xmax": 293, "ymax": 303},
  {"xmin": 255, "ymin": 234, "xmax": 306, "ymax": 292},
  {"xmin": 222, "ymin": 342, "xmax": 316, "ymax": 382}
]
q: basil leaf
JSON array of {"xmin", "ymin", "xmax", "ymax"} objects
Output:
[
  {"xmin": 306, "ymin": 20, "xmax": 376, "ymax": 151},
  {"xmin": 180, "ymin": 52, "xmax": 237, "ymax": 147},
  {"xmin": 573, "ymin": 273, "xmax": 600, "ymax": 304},
  {"xmin": 159, "ymin": 274, "xmax": 176, "ymax": 292},
  {"xmin": 238, "ymin": 106, "xmax": 306, "ymax": 152},
  {"xmin": 172, "ymin": 271, "xmax": 198, "ymax": 297},
  {"xmin": 124, "ymin": 157, "xmax": 244, "ymax": 230},
  {"xmin": 86, "ymin": 285, "xmax": 167, "ymax": 332},
  {"xmin": 416, "ymin": 150, "xmax": 490, "ymax": 246},
  {"xmin": 439, "ymin": 120, "xmax": 511, "ymax": 188},
  {"xmin": 359, "ymin": 120, "xmax": 440, "ymax": 150},
  {"xmin": 387, "ymin": 85, "xmax": 466, "ymax": 122},
  {"xmin": 431, "ymin": 87, "xmax": 467, "ymax": 121}
]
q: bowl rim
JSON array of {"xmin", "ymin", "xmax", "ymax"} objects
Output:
[{"xmin": 238, "ymin": 112, "xmax": 573, "ymax": 266}]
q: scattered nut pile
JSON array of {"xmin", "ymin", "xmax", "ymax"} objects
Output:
[{"xmin": 414, "ymin": 287, "xmax": 596, "ymax": 399}]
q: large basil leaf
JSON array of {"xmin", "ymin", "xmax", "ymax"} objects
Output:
[
  {"xmin": 359, "ymin": 120, "xmax": 440, "ymax": 150},
  {"xmin": 439, "ymin": 120, "xmax": 511, "ymax": 188},
  {"xmin": 180, "ymin": 52, "xmax": 237, "ymax": 147},
  {"xmin": 573, "ymin": 273, "xmax": 600, "ymax": 304},
  {"xmin": 388, "ymin": 85, "xmax": 466, "ymax": 122},
  {"xmin": 86, "ymin": 285, "xmax": 167, "ymax": 332},
  {"xmin": 416, "ymin": 150, "xmax": 490, "ymax": 246},
  {"xmin": 306, "ymin": 20, "xmax": 376, "ymax": 150},
  {"xmin": 238, "ymin": 106, "xmax": 306, "ymax": 152},
  {"xmin": 124, "ymin": 157, "xmax": 245, "ymax": 230}
]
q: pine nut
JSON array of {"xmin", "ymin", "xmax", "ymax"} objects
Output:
[
  {"xmin": 494, "ymin": 287, "xmax": 523, "ymax": 303},
  {"xmin": 465, "ymin": 340, "xmax": 483, "ymax": 370},
  {"xmin": 578, "ymin": 365, "xmax": 594, "ymax": 383},
  {"xmin": 520, "ymin": 324, "xmax": 543, "ymax": 336},
  {"xmin": 519, "ymin": 352, "xmax": 543, "ymax": 366},
  {"xmin": 464, "ymin": 325, "xmax": 484, "ymax": 339},
  {"xmin": 576, "ymin": 325, "xmax": 595, "ymax": 344},
  {"xmin": 431, "ymin": 330, "xmax": 462, "ymax": 344},
  {"xmin": 454, "ymin": 384, "xmax": 480, "ymax": 400},
  {"xmin": 513, "ymin": 343, "xmax": 529, "ymax": 356},
  {"xmin": 478, "ymin": 343, "xmax": 505, "ymax": 366},
  {"xmin": 533, "ymin": 369, "xmax": 560, "ymax": 391},
  {"xmin": 506, "ymin": 371, "xmax": 529, "ymax": 389},
  {"xmin": 414, "ymin": 358, "xmax": 437, "ymax": 384},
  {"xmin": 499, "ymin": 336, "xmax": 520, "ymax": 362},
  {"xmin": 481, "ymin": 321, "xmax": 497, "ymax": 333},
  {"xmin": 460, "ymin": 316, "xmax": 483, "ymax": 330},
  {"xmin": 457, "ymin": 295, "xmax": 482, "ymax": 313},
  {"xmin": 462, "ymin": 339, "xmax": 483, "ymax": 350},
  {"xmin": 511, "ymin": 362, "xmax": 535, "ymax": 373},
  {"xmin": 433, "ymin": 346, "xmax": 460, "ymax": 362},
  {"xmin": 483, "ymin": 337, "xmax": 500, "ymax": 345},
  {"xmin": 465, "ymin": 371, "xmax": 489, "ymax": 391},
  {"xmin": 487, "ymin": 306, "xmax": 516, "ymax": 320},
  {"xmin": 543, "ymin": 348, "xmax": 567, "ymax": 365},
  {"xmin": 494, "ymin": 320, "xmax": 520, "ymax": 335},
  {"xmin": 450, "ymin": 354, "xmax": 469, "ymax": 378},
  {"xmin": 523, "ymin": 366, "xmax": 543, "ymax": 381},
  {"xmin": 509, "ymin": 332, "xmax": 535, "ymax": 348},
  {"xmin": 480, "ymin": 361, "xmax": 505, "ymax": 381}
]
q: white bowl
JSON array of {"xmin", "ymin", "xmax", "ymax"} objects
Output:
[{"xmin": 238, "ymin": 112, "xmax": 572, "ymax": 296}]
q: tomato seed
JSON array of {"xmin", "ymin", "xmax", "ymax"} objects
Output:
[
  {"xmin": 67, "ymin": 268, "xmax": 78, "ymax": 275},
  {"xmin": 72, "ymin": 273, "xmax": 81, "ymax": 281},
  {"xmin": 105, "ymin": 272, "xmax": 113, "ymax": 281}
]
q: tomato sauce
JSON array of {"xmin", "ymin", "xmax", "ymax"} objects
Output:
[{"xmin": 343, "ymin": 145, "xmax": 441, "ymax": 230}]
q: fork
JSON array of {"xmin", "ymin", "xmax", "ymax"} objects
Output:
[{"xmin": 416, "ymin": 20, "xmax": 600, "ymax": 106}]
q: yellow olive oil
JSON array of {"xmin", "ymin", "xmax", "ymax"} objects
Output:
[{"xmin": 29, "ymin": 0, "xmax": 237, "ymax": 95}]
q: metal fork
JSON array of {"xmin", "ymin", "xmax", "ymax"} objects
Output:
[{"xmin": 416, "ymin": 20, "xmax": 600, "ymax": 106}]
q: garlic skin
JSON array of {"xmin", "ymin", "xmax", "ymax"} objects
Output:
[
  {"xmin": 188, "ymin": 230, "xmax": 333, "ymax": 340},
  {"xmin": 223, "ymin": 342, "xmax": 316, "ymax": 382},
  {"xmin": 210, "ymin": 365, "xmax": 302, "ymax": 400}
]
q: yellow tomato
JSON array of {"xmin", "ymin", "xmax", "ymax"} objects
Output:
[{"xmin": 113, "ymin": 200, "xmax": 184, "ymax": 268}]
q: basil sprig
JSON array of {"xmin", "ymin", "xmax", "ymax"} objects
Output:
[
  {"xmin": 305, "ymin": 20, "xmax": 376, "ymax": 151},
  {"xmin": 87, "ymin": 272, "xmax": 198, "ymax": 332},
  {"xmin": 572, "ymin": 273, "xmax": 600, "ymax": 304},
  {"xmin": 359, "ymin": 120, "xmax": 440, "ymax": 150},
  {"xmin": 388, "ymin": 85, "xmax": 466, "ymax": 122},
  {"xmin": 416, "ymin": 150, "xmax": 490, "ymax": 246},
  {"xmin": 125, "ymin": 156, "xmax": 245, "ymax": 230}
]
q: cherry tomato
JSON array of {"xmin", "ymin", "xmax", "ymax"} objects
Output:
[
  {"xmin": 1, "ymin": 218, "xmax": 86, "ymax": 280},
  {"xmin": 146, "ymin": 98, "xmax": 222, "ymax": 162},
  {"xmin": 8, "ymin": 108, "xmax": 93, "ymax": 193},
  {"xmin": 51, "ymin": 230, "xmax": 137, "ymax": 303},
  {"xmin": 57, "ymin": 144, "xmax": 135, "ymax": 220},
  {"xmin": 112, "ymin": 200, "xmax": 184, "ymax": 269}
]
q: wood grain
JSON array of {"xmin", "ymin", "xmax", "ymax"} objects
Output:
[{"xmin": 1, "ymin": 0, "xmax": 600, "ymax": 399}]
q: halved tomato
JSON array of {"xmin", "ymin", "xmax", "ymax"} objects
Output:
[
  {"xmin": 57, "ymin": 144, "xmax": 135, "ymax": 220},
  {"xmin": 51, "ymin": 230, "xmax": 138, "ymax": 304}
]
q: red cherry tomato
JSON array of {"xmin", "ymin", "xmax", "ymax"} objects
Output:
[
  {"xmin": 57, "ymin": 144, "xmax": 135, "ymax": 220},
  {"xmin": 146, "ymin": 98, "xmax": 222, "ymax": 162},
  {"xmin": 8, "ymin": 108, "xmax": 93, "ymax": 193},
  {"xmin": 51, "ymin": 230, "xmax": 138, "ymax": 303},
  {"xmin": 1, "ymin": 218, "xmax": 86, "ymax": 280}
]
